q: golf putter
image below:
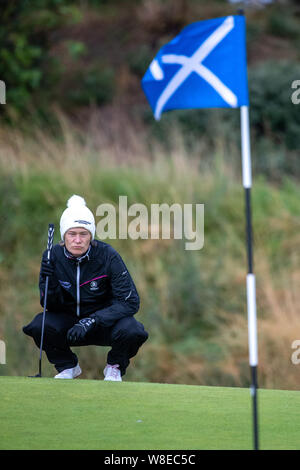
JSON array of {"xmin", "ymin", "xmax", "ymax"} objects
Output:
[{"xmin": 29, "ymin": 223, "xmax": 55, "ymax": 378}]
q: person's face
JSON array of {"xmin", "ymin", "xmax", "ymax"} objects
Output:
[{"xmin": 64, "ymin": 227, "xmax": 91, "ymax": 257}]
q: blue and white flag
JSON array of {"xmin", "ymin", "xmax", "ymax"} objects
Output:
[{"xmin": 142, "ymin": 15, "xmax": 249, "ymax": 120}]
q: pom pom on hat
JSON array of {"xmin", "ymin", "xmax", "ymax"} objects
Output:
[
  {"xmin": 67, "ymin": 195, "xmax": 87, "ymax": 208},
  {"xmin": 60, "ymin": 194, "xmax": 95, "ymax": 241},
  {"xmin": 67, "ymin": 194, "xmax": 86, "ymax": 207}
]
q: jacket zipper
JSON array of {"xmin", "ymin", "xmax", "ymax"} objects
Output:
[{"xmin": 76, "ymin": 261, "xmax": 80, "ymax": 317}]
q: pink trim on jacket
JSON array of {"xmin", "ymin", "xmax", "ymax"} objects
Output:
[{"xmin": 80, "ymin": 275, "xmax": 108, "ymax": 287}]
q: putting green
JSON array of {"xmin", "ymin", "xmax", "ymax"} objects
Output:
[{"xmin": 0, "ymin": 376, "xmax": 299, "ymax": 450}]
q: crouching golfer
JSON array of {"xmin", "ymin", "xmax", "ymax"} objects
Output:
[{"xmin": 23, "ymin": 195, "xmax": 148, "ymax": 381}]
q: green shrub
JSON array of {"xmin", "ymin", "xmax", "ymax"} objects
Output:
[
  {"xmin": 267, "ymin": 8, "xmax": 300, "ymax": 39},
  {"xmin": 248, "ymin": 61, "xmax": 300, "ymax": 180},
  {"xmin": 127, "ymin": 45, "xmax": 154, "ymax": 78},
  {"xmin": 0, "ymin": 0, "xmax": 81, "ymax": 121},
  {"xmin": 64, "ymin": 63, "xmax": 115, "ymax": 107}
]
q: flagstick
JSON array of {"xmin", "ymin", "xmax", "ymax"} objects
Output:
[{"xmin": 240, "ymin": 105, "xmax": 259, "ymax": 450}]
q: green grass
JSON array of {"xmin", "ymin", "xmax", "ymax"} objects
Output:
[{"xmin": 0, "ymin": 377, "xmax": 300, "ymax": 450}]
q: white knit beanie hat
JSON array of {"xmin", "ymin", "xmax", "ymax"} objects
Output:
[{"xmin": 60, "ymin": 195, "xmax": 96, "ymax": 241}]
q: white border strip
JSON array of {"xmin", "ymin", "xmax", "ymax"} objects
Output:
[
  {"xmin": 247, "ymin": 273, "xmax": 258, "ymax": 366},
  {"xmin": 240, "ymin": 106, "xmax": 252, "ymax": 189}
]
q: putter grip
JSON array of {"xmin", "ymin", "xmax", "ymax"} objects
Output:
[{"xmin": 47, "ymin": 224, "xmax": 55, "ymax": 259}]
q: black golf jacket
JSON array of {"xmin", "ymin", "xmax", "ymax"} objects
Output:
[{"xmin": 39, "ymin": 240, "xmax": 140, "ymax": 327}]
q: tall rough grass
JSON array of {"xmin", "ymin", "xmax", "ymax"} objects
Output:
[{"xmin": 0, "ymin": 113, "xmax": 299, "ymax": 390}]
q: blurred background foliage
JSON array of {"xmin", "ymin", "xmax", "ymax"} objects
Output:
[
  {"xmin": 0, "ymin": 0, "xmax": 299, "ymax": 389},
  {"xmin": 1, "ymin": 0, "xmax": 299, "ymax": 179}
]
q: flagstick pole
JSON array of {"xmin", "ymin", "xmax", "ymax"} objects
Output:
[{"xmin": 240, "ymin": 105, "xmax": 259, "ymax": 451}]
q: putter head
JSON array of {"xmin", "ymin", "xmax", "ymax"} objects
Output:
[{"xmin": 28, "ymin": 373, "xmax": 42, "ymax": 378}]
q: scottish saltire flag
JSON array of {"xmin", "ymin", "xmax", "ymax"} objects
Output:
[{"xmin": 142, "ymin": 15, "xmax": 249, "ymax": 120}]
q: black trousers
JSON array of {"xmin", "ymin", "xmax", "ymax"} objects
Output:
[{"xmin": 23, "ymin": 311, "xmax": 148, "ymax": 376}]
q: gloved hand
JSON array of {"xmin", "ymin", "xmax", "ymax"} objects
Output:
[
  {"xmin": 67, "ymin": 317, "xmax": 96, "ymax": 344},
  {"xmin": 40, "ymin": 258, "xmax": 55, "ymax": 278}
]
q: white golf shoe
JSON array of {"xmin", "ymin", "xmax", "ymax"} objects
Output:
[
  {"xmin": 54, "ymin": 364, "xmax": 82, "ymax": 379},
  {"xmin": 103, "ymin": 364, "xmax": 122, "ymax": 382}
]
